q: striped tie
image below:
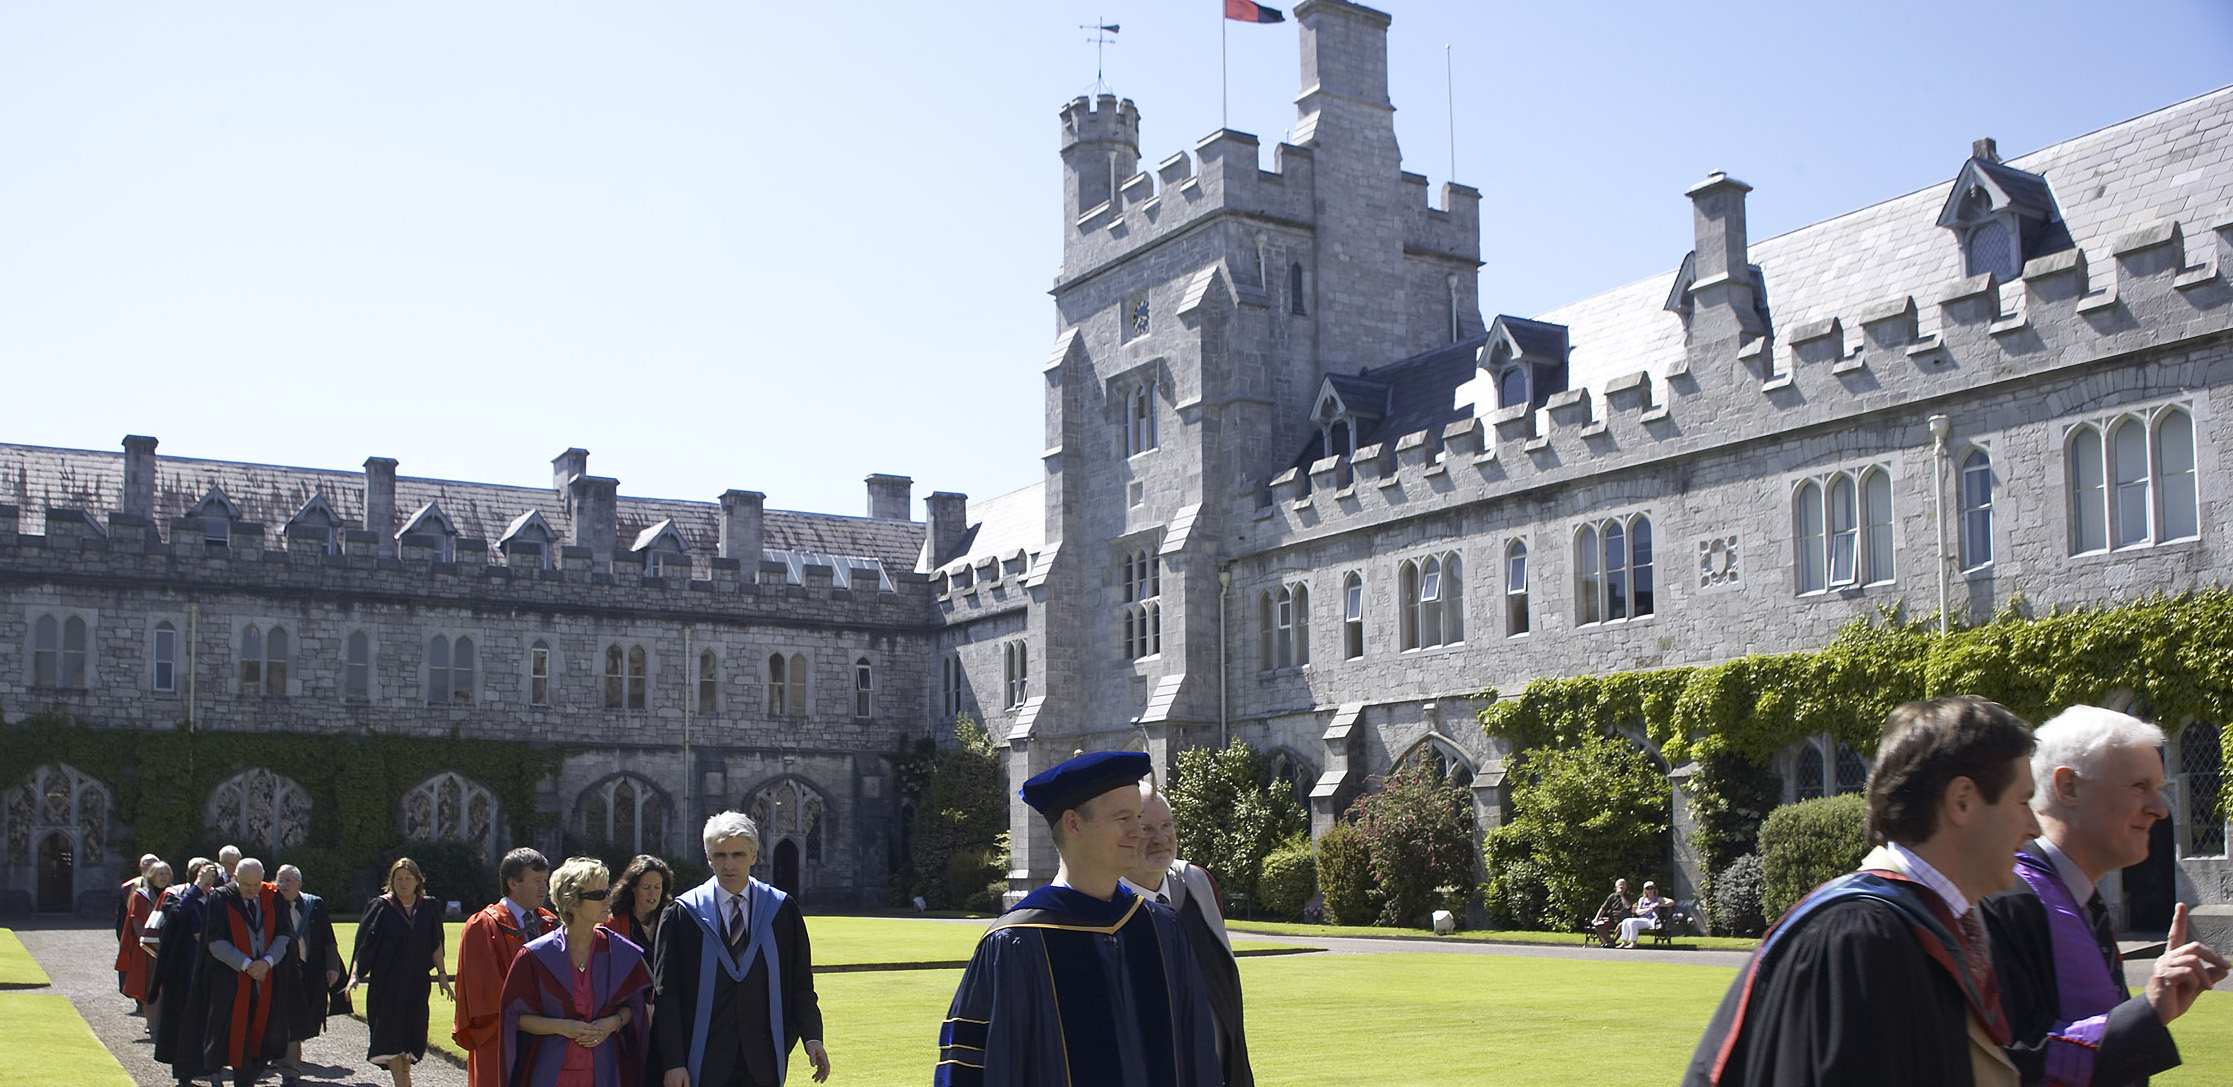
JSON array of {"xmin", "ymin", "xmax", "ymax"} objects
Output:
[{"xmin": 727, "ymin": 899, "xmax": 747, "ymax": 953}]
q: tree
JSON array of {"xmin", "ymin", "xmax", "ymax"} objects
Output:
[
  {"xmin": 1758, "ymin": 793, "xmax": 1868, "ymax": 920},
  {"xmin": 1481, "ymin": 734, "xmax": 1669, "ymax": 930},
  {"xmin": 907, "ymin": 715, "xmax": 1008, "ymax": 909},
  {"xmin": 1164, "ymin": 740, "xmax": 1307, "ymax": 906},
  {"xmin": 1351, "ymin": 756, "xmax": 1475, "ymax": 927}
]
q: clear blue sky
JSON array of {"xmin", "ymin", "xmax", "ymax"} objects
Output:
[{"xmin": 4, "ymin": 1, "xmax": 2228, "ymax": 516}]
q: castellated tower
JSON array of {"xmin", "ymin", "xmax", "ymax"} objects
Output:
[{"xmin": 1013, "ymin": 0, "xmax": 1483, "ymax": 886}]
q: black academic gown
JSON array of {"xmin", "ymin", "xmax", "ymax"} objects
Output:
[
  {"xmin": 1685, "ymin": 872, "xmax": 2000, "ymax": 1087},
  {"xmin": 352, "ymin": 894, "xmax": 442, "ymax": 1064},
  {"xmin": 280, "ymin": 892, "xmax": 344, "ymax": 1043},
  {"xmin": 1981, "ymin": 845, "xmax": 2179, "ymax": 1087},
  {"xmin": 185, "ymin": 882, "xmax": 295, "ymax": 1075},
  {"xmin": 150, "ymin": 887, "xmax": 211, "ymax": 1078},
  {"xmin": 935, "ymin": 884, "xmax": 1221, "ymax": 1087},
  {"xmin": 1165, "ymin": 867, "xmax": 1252, "ymax": 1087},
  {"xmin": 650, "ymin": 885, "xmax": 822, "ymax": 1087}
]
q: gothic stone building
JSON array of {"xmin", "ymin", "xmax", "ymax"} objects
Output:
[{"xmin": 6, "ymin": 0, "xmax": 2233, "ymax": 926}]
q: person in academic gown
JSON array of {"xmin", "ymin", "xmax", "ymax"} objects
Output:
[
  {"xmin": 1121, "ymin": 787, "xmax": 1252, "ymax": 1087},
  {"xmin": 502, "ymin": 857, "xmax": 654, "ymax": 1087},
  {"xmin": 185, "ymin": 858, "xmax": 296, "ymax": 1087},
  {"xmin": 151, "ymin": 861, "xmax": 221, "ymax": 1086},
  {"xmin": 274, "ymin": 864, "xmax": 347, "ymax": 1086},
  {"xmin": 652, "ymin": 811, "xmax": 829, "ymax": 1087},
  {"xmin": 601, "ymin": 855, "xmax": 673, "ymax": 955},
  {"xmin": 1684, "ymin": 696, "xmax": 2041, "ymax": 1087},
  {"xmin": 120, "ymin": 860, "xmax": 170, "ymax": 1009},
  {"xmin": 936, "ymin": 751, "xmax": 1220, "ymax": 1087},
  {"xmin": 351, "ymin": 857, "xmax": 454, "ymax": 1087},
  {"xmin": 459, "ymin": 848, "xmax": 558, "ymax": 1087},
  {"xmin": 120, "ymin": 853, "xmax": 160, "ymax": 1001},
  {"xmin": 1979, "ymin": 707, "xmax": 2228, "ymax": 1087}
]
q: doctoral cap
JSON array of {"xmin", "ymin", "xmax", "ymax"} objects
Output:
[{"xmin": 1020, "ymin": 751, "xmax": 1152, "ymax": 816}]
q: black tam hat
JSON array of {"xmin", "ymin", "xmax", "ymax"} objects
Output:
[{"xmin": 1019, "ymin": 751, "xmax": 1151, "ymax": 816}]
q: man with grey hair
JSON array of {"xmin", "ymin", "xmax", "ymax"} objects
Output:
[
  {"xmin": 1981, "ymin": 705, "xmax": 2229, "ymax": 1086},
  {"xmin": 273, "ymin": 864, "xmax": 343, "ymax": 1086},
  {"xmin": 185, "ymin": 857, "xmax": 294, "ymax": 1087},
  {"xmin": 218, "ymin": 845, "xmax": 242, "ymax": 880},
  {"xmin": 653, "ymin": 811, "xmax": 829, "ymax": 1085},
  {"xmin": 1122, "ymin": 785, "xmax": 1252, "ymax": 1086}
]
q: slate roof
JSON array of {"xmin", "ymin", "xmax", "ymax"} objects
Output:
[
  {"xmin": 0, "ymin": 443, "xmax": 927, "ymax": 574},
  {"xmin": 924, "ymin": 481, "xmax": 1045, "ymax": 576},
  {"xmin": 1289, "ymin": 335, "xmax": 1488, "ymax": 470}
]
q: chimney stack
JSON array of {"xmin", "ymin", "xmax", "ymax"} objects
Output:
[
  {"xmin": 566, "ymin": 475, "xmax": 619, "ymax": 573},
  {"xmin": 865, "ymin": 474, "xmax": 914, "ymax": 521},
  {"xmin": 1683, "ymin": 172, "xmax": 1766, "ymax": 341},
  {"xmin": 364, "ymin": 457, "xmax": 398, "ymax": 557},
  {"xmin": 923, "ymin": 491, "xmax": 970, "ymax": 569},
  {"xmin": 1972, "ymin": 137, "xmax": 1999, "ymax": 163},
  {"xmin": 552, "ymin": 448, "xmax": 589, "ymax": 494},
  {"xmin": 719, "ymin": 489, "xmax": 765, "ymax": 563},
  {"xmin": 121, "ymin": 435, "xmax": 158, "ymax": 520}
]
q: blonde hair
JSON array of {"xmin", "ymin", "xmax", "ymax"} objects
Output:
[{"xmin": 549, "ymin": 857, "xmax": 611, "ymax": 925}]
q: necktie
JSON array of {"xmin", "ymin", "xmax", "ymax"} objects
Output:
[
  {"xmin": 1954, "ymin": 908, "xmax": 2007, "ymax": 1040},
  {"xmin": 1156, "ymin": 890, "xmax": 1170, "ymax": 906},
  {"xmin": 726, "ymin": 899, "xmax": 747, "ymax": 952},
  {"xmin": 2084, "ymin": 893, "xmax": 2129, "ymax": 997},
  {"xmin": 521, "ymin": 909, "xmax": 540, "ymax": 939}
]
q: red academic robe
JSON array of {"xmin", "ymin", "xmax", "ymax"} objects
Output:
[
  {"xmin": 456, "ymin": 901, "xmax": 559, "ymax": 1087},
  {"xmin": 117, "ymin": 885, "xmax": 156, "ymax": 1001}
]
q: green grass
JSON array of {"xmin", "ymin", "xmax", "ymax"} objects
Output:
[
  {"xmin": 1227, "ymin": 918, "xmax": 1761, "ymax": 950},
  {"xmin": 2159, "ymin": 991, "xmax": 2233, "ymax": 1087},
  {"xmin": 0, "ymin": 993, "xmax": 135, "ymax": 1087},
  {"xmin": 0, "ymin": 929, "xmax": 52, "ymax": 988}
]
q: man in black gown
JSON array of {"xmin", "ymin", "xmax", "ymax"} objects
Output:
[
  {"xmin": 273, "ymin": 864, "xmax": 344, "ymax": 1087},
  {"xmin": 187, "ymin": 858, "xmax": 295, "ymax": 1087},
  {"xmin": 1685, "ymin": 696, "xmax": 2041, "ymax": 1087},
  {"xmin": 1121, "ymin": 787, "xmax": 1252, "ymax": 1086},
  {"xmin": 1980, "ymin": 706, "xmax": 2228, "ymax": 1087}
]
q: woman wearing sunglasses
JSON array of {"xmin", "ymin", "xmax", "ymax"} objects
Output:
[{"xmin": 499, "ymin": 858, "xmax": 654, "ymax": 1087}]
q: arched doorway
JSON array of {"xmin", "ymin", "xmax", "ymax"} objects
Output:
[
  {"xmin": 772, "ymin": 839, "xmax": 800, "ymax": 898},
  {"xmin": 37, "ymin": 832, "xmax": 73, "ymax": 912}
]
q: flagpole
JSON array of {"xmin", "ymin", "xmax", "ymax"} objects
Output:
[
  {"xmin": 1445, "ymin": 44, "xmax": 1456, "ymax": 183},
  {"xmin": 1221, "ymin": 8, "xmax": 1229, "ymax": 131}
]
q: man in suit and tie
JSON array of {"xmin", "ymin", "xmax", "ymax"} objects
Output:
[
  {"xmin": 1122, "ymin": 786, "xmax": 1252, "ymax": 1086},
  {"xmin": 653, "ymin": 811, "xmax": 830, "ymax": 1086},
  {"xmin": 272, "ymin": 864, "xmax": 343, "ymax": 1087},
  {"xmin": 1980, "ymin": 706, "xmax": 2229, "ymax": 1086},
  {"xmin": 455, "ymin": 848, "xmax": 557, "ymax": 1087}
]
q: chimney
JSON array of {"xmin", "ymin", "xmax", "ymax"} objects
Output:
[
  {"xmin": 1972, "ymin": 137, "xmax": 1999, "ymax": 163},
  {"xmin": 552, "ymin": 448, "xmax": 589, "ymax": 494},
  {"xmin": 566, "ymin": 475, "xmax": 619, "ymax": 573},
  {"xmin": 121, "ymin": 435, "xmax": 158, "ymax": 520},
  {"xmin": 1683, "ymin": 172, "xmax": 1766, "ymax": 340},
  {"xmin": 364, "ymin": 457, "xmax": 398, "ymax": 557},
  {"xmin": 923, "ymin": 491, "xmax": 970, "ymax": 569},
  {"xmin": 865, "ymin": 474, "xmax": 913, "ymax": 520},
  {"xmin": 719, "ymin": 489, "xmax": 765, "ymax": 562}
]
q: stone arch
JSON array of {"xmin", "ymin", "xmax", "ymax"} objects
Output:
[
  {"xmin": 1263, "ymin": 746, "xmax": 1318, "ymax": 810},
  {"xmin": 743, "ymin": 776, "xmax": 829, "ymax": 874},
  {"xmin": 574, "ymin": 773, "xmax": 671, "ymax": 857},
  {"xmin": 1394, "ymin": 733, "xmax": 1476, "ymax": 790},
  {"xmin": 1773, "ymin": 735, "xmax": 1871, "ymax": 804},
  {"xmin": 400, "ymin": 771, "xmax": 501, "ymax": 861},
  {"xmin": 3, "ymin": 763, "xmax": 111, "ymax": 911},
  {"xmin": 205, "ymin": 768, "xmax": 312, "ymax": 857}
]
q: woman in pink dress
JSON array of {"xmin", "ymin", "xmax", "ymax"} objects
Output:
[{"xmin": 501, "ymin": 858, "xmax": 653, "ymax": 1087}]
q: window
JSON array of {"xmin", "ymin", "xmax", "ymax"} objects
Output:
[
  {"xmin": 1959, "ymin": 450, "xmax": 1994, "ymax": 569},
  {"xmin": 1343, "ymin": 572, "xmax": 1365, "ymax": 659},
  {"xmin": 62, "ymin": 616, "xmax": 87, "ymax": 690},
  {"xmin": 531, "ymin": 640, "xmax": 552, "ymax": 707},
  {"xmin": 1002, "ymin": 640, "xmax": 1029, "ymax": 708},
  {"xmin": 1577, "ymin": 518, "xmax": 1653, "ymax": 624},
  {"xmin": 1399, "ymin": 553, "xmax": 1464, "ymax": 648},
  {"xmin": 240, "ymin": 624, "xmax": 286, "ymax": 696},
  {"xmin": 786, "ymin": 653, "xmax": 807, "ymax": 715},
  {"xmin": 1796, "ymin": 745, "xmax": 1824, "ymax": 798},
  {"xmin": 2069, "ymin": 409, "xmax": 2201, "ymax": 554},
  {"xmin": 205, "ymin": 768, "xmax": 311, "ymax": 856},
  {"xmin": 1965, "ymin": 219, "xmax": 2016, "ymax": 281},
  {"xmin": 1124, "ymin": 384, "xmax": 1157, "ymax": 456},
  {"xmin": 1789, "ymin": 736, "xmax": 1870, "ymax": 801},
  {"xmin": 854, "ymin": 657, "xmax": 873, "ymax": 719},
  {"xmin": 346, "ymin": 632, "xmax": 371, "ymax": 701},
  {"xmin": 1796, "ymin": 472, "xmax": 1889, "ymax": 592},
  {"xmin": 1505, "ymin": 541, "xmax": 1529, "ymax": 636},
  {"xmin": 1826, "ymin": 476, "xmax": 1858, "ymax": 586},
  {"xmin": 578, "ymin": 774, "xmax": 667, "ymax": 856},
  {"xmin": 2179, "ymin": 722, "xmax": 2225, "ymax": 856},
  {"xmin": 265, "ymin": 627, "xmax": 289, "ymax": 695},
  {"xmin": 32, "ymin": 615, "xmax": 58, "ymax": 687},
  {"xmin": 1289, "ymin": 262, "xmax": 1306, "ymax": 315},
  {"xmin": 628, "ymin": 646, "xmax": 647, "ymax": 710},
  {"xmin": 400, "ymin": 771, "xmax": 498, "ymax": 861},
  {"xmin": 697, "ymin": 649, "xmax": 717, "ymax": 714},
  {"xmin": 153, "ymin": 622, "xmax": 177, "ymax": 692},
  {"xmin": 427, "ymin": 635, "xmax": 474, "ymax": 705},
  {"xmin": 1795, "ymin": 481, "xmax": 1825, "ymax": 594},
  {"xmin": 769, "ymin": 654, "xmax": 789, "ymax": 716},
  {"xmin": 1120, "ymin": 548, "xmax": 1161, "ymax": 660},
  {"xmin": 607, "ymin": 646, "xmax": 628, "ymax": 709},
  {"xmin": 1258, "ymin": 584, "xmax": 1309, "ymax": 670},
  {"xmin": 940, "ymin": 653, "xmax": 962, "ymax": 719},
  {"xmin": 1862, "ymin": 470, "xmax": 1894, "ymax": 585}
]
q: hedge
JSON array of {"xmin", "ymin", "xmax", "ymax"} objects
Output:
[{"xmin": 1758, "ymin": 793, "xmax": 1870, "ymax": 921}]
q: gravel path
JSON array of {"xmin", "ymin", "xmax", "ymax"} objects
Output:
[{"xmin": 16, "ymin": 922, "xmax": 465, "ymax": 1087}]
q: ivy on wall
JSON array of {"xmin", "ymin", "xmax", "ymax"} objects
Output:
[
  {"xmin": 1478, "ymin": 591, "xmax": 2233, "ymax": 856},
  {"xmin": 0, "ymin": 709, "xmax": 565, "ymax": 889}
]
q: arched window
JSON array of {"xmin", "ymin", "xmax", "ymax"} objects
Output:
[
  {"xmin": 1398, "ymin": 736, "xmax": 1476, "ymax": 790},
  {"xmin": 607, "ymin": 646, "xmax": 628, "ymax": 709},
  {"xmin": 427, "ymin": 635, "xmax": 449, "ymax": 706},
  {"xmin": 1002, "ymin": 641, "xmax": 1029, "ymax": 708},
  {"xmin": 1120, "ymin": 549, "xmax": 1161, "ymax": 660},
  {"xmin": 1267, "ymin": 749, "xmax": 1317, "ymax": 810},
  {"xmin": 2178, "ymin": 722, "xmax": 2225, "ymax": 857},
  {"xmin": 1861, "ymin": 469, "xmax": 1894, "ymax": 584},
  {"xmin": 1421, "ymin": 555, "xmax": 1447, "ymax": 637},
  {"xmin": 1575, "ymin": 527, "xmax": 1601, "ymax": 626},
  {"xmin": 2110, "ymin": 416, "xmax": 2151, "ymax": 548},
  {"xmin": 2071, "ymin": 410, "xmax": 2200, "ymax": 552},
  {"xmin": 2, "ymin": 763, "xmax": 110, "ymax": 869},
  {"xmin": 627, "ymin": 646, "xmax": 647, "ymax": 710},
  {"xmin": 1795, "ymin": 480, "xmax": 1825, "ymax": 593},
  {"xmin": 1959, "ymin": 449, "xmax": 1994, "ymax": 569},
  {"xmin": 1629, "ymin": 522, "xmax": 1653, "ymax": 618},
  {"xmin": 1578, "ymin": 519, "xmax": 1652, "ymax": 624},
  {"xmin": 747, "ymin": 778, "xmax": 830, "ymax": 868},
  {"xmin": 577, "ymin": 774, "xmax": 668, "ymax": 856},
  {"xmin": 400, "ymin": 772, "xmax": 499, "ymax": 861},
  {"xmin": 1342, "ymin": 572, "xmax": 1365, "ymax": 659},
  {"xmin": 1827, "ymin": 474, "xmax": 1859, "ymax": 586},
  {"xmin": 1796, "ymin": 744, "xmax": 1826, "ymax": 799},
  {"xmin": 1288, "ymin": 262, "xmax": 1306, "ymax": 316},
  {"xmin": 1505, "ymin": 541, "xmax": 1529, "ymax": 636},
  {"xmin": 1124, "ymin": 385, "xmax": 1157, "ymax": 456},
  {"xmin": 205, "ymin": 768, "xmax": 312, "ymax": 857},
  {"xmin": 788, "ymin": 653, "xmax": 808, "ymax": 715},
  {"xmin": 698, "ymin": 649, "xmax": 717, "ymax": 714},
  {"xmin": 32, "ymin": 615, "xmax": 59, "ymax": 688},
  {"xmin": 2156, "ymin": 408, "xmax": 2198, "ymax": 542},
  {"xmin": 767, "ymin": 654, "xmax": 788, "ymax": 716},
  {"xmin": 346, "ymin": 631, "xmax": 372, "ymax": 701},
  {"xmin": 241, "ymin": 625, "xmax": 265, "ymax": 696},
  {"xmin": 939, "ymin": 654, "xmax": 962, "ymax": 719},
  {"xmin": 530, "ymin": 639, "xmax": 552, "ymax": 707},
  {"xmin": 2069, "ymin": 425, "xmax": 2107, "ymax": 553},
  {"xmin": 153, "ymin": 621, "xmax": 177, "ymax": 693},
  {"xmin": 1834, "ymin": 744, "xmax": 1870, "ymax": 796},
  {"xmin": 854, "ymin": 657, "xmax": 874, "ymax": 719}
]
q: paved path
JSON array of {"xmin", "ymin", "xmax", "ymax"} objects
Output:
[{"xmin": 16, "ymin": 922, "xmax": 464, "ymax": 1087}]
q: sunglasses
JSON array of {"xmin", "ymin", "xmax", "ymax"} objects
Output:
[{"xmin": 579, "ymin": 889, "xmax": 610, "ymax": 901}]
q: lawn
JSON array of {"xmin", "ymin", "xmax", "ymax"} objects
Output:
[
  {"xmin": 1227, "ymin": 917, "xmax": 1761, "ymax": 951},
  {"xmin": 0, "ymin": 993, "xmax": 135, "ymax": 1087},
  {"xmin": 0, "ymin": 928, "xmax": 53, "ymax": 988}
]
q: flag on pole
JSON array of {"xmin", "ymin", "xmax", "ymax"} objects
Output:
[{"xmin": 1225, "ymin": 0, "xmax": 1284, "ymax": 24}]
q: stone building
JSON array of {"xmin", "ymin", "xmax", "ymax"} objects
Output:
[{"xmin": 5, "ymin": 0, "xmax": 2231, "ymax": 926}]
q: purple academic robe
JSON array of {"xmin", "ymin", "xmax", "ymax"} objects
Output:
[{"xmin": 500, "ymin": 928, "xmax": 653, "ymax": 1087}]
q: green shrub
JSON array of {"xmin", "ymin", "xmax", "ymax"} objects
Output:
[
  {"xmin": 1479, "ymin": 734, "xmax": 1670, "ymax": 930},
  {"xmin": 1351, "ymin": 758, "xmax": 1475, "ymax": 928},
  {"xmin": 1256, "ymin": 836, "xmax": 1316, "ymax": 919},
  {"xmin": 1758, "ymin": 794, "xmax": 1869, "ymax": 920},
  {"xmin": 907, "ymin": 716, "xmax": 1008, "ymax": 909},
  {"xmin": 1165, "ymin": 740, "xmax": 1307, "ymax": 905},
  {"xmin": 1702, "ymin": 852, "xmax": 1765, "ymax": 937},
  {"xmin": 268, "ymin": 845, "xmax": 355, "ymax": 907},
  {"xmin": 1314, "ymin": 821, "xmax": 1380, "ymax": 925},
  {"xmin": 378, "ymin": 839, "xmax": 491, "ymax": 911}
]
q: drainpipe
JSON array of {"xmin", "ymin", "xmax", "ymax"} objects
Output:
[
  {"xmin": 186, "ymin": 602, "xmax": 199, "ymax": 732},
  {"xmin": 1218, "ymin": 567, "xmax": 1231, "ymax": 749},
  {"xmin": 683, "ymin": 627, "xmax": 695, "ymax": 828},
  {"xmin": 1929, "ymin": 414, "xmax": 1952, "ymax": 635}
]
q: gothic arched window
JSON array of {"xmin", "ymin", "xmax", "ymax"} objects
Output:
[
  {"xmin": 577, "ymin": 774, "xmax": 669, "ymax": 856},
  {"xmin": 747, "ymin": 778, "xmax": 830, "ymax": 867},
  {"xmin": 400, "ymin": 772, "xmax": 499, "ymax": 861},
  {"xmin": 206, "ymin": 768, "xmax": 312, "ymax": 857}
]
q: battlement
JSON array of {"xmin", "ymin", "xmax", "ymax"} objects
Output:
[
  {"xmin": 1059, "ymin": 94, "xmax": 1139, "ymax": 154},
  {"xmin": 1241, "ymin": 211, "xmax": 2233, "ymax": 545}
]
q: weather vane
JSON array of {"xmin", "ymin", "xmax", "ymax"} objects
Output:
[{"xmin": 1081, "ymin": 19, "xmax": 1120, "ymax": 95}]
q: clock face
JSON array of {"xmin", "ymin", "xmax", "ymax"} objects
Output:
[{"xmin": 1130, "ymin": 296, "xmax": 1150, "ymax": 336}]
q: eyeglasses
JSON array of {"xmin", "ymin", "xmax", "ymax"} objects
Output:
[{"xmin": 578, "ymin": 889, "xmax": 610, "ymax": 901}]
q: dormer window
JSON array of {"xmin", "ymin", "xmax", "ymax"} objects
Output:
[
  {"xmin": 500, "ymin": 509, "xmax": 559, "ymax": 571},
  {"xmin": 283, "ymin": 494, "xmax": 344, "ymax": 556},
  {"xmin": 397, "ymin": 502, "xmax": 460, "ymax": 563},
  {"xmin": 1936, "ymin": 138, "xmax": 2070, "ymax": 282},
  {"xmin": 187, "ymin": 484, "xmax": 242, "ymax": 554},
  {"xmin": 1479, "ymin": 315, "xmax": 1570, "ymax": 412},
  {"xmin": 631, "ymin": 519, "xmax": 689, "ymax": 577}
]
